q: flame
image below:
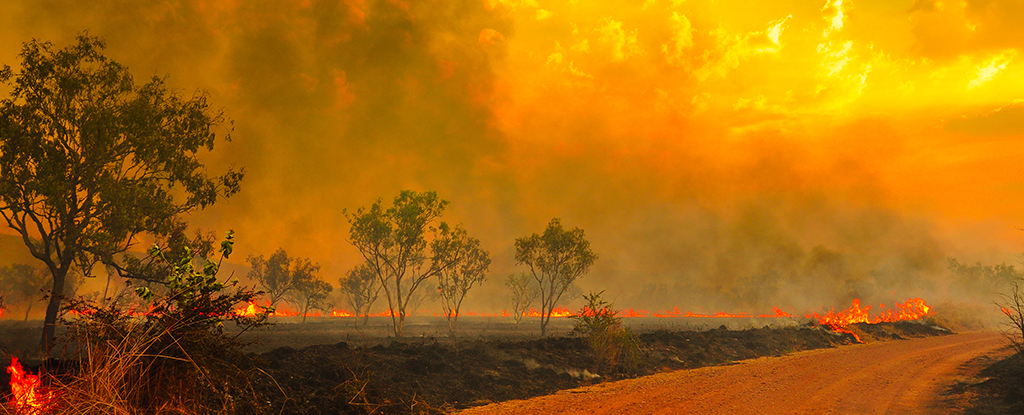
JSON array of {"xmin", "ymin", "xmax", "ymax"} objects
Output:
[
  {"xmin": 1001, "ymin": 307, "xmax": 1015, "ymax": 316},
  {"xmin": 805, "ymin": 298, "xmax": 932, "ymax": 342},
  {"xmin": 234, "ymin": 301, "xmax": 261, "ymax": 317},
  {"xmin": 331, "ymin": 309, "xmax": 353, "ymax": 317},
  {"xmin": 758, "ymin": 307, "xmax": 792, "ymax": 318},
  {"xmin": 7, "ymin": 356, "xmax": 56, "ymax": 414}
]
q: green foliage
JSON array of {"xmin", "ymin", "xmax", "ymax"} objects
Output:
[
  {"xmin": 948, "ymin": 258, "xmax": 1023, "ymax": 296},
  {"xmin": 436, "ymin": 227, "xmax": 491, "ymax": 333},
  {"xmin": 515, "ymin": 218, "xmax": 597, "ymax": 336},
  {"xmin": 346, "ymin": 190, "xmax": 482, "ymax": 337},
  {"xmin": 288, "ymin": 263, "xmax": 332, "ymax": 323},
  {"xmin": 506, "ymin": 273, "xmax": 536, "ymax": 325},
  {"xmin": 246, "ymin": 248, "xmax": 299, "ymax": 308},
  {"xmin": 339, "ymin": 263, "xmax": 381, "ymax": 326},
  {"xmin": 570, "ymin": 291, "xmax": 643, "ymax": 373},
  {"xmin": 0, "ymin": 34, "xmax": 242, "ymax": 353},
  {"xmin": 60, "ymin": 231, "xmax": 270, "ymax": 413}
]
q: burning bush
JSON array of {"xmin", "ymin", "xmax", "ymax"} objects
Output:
[
  {"xmin": 39, "ymin": 231, "xmax": 274, "ymax": 414},
  {"xmin": 570, "ymin": 291, "xmax": 643, "ymax": 373}
]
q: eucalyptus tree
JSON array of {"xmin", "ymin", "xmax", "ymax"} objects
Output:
[
  {"xmin": 346, "ymin": 190, "xmax": 478, "ymax": 337},
  {"xmin": 0, "ymin": 35, "xmax": 242, "ymax": 354},
  {"xmin": 506, "ymin": 273, "xmax": 537, "ymax": 325},
  {"xmin": 436, "ymin": 229, "xmax": 490, "ymax": 333},
  {"xmin": 339, "ymin": 263, "xmax": 381, "ymax": 326},
  {"xmin": 0, "ymin": 263, "xmax": 48, "ymax": 321},
  {"xmin": 246, "ymin": 249, "xmax": 295, "ymax": 308},
  {"xmin": 288, "ymin": 265, "xmax": 332, "ymax": 323},
  {"xmin": 515, "ymin": 218, "xmax": 597, "ymax": 337}
]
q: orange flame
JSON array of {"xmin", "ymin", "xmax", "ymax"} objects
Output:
[
  {"xmin": 805, "ymin": 298, "xmax": 932, "ymax": 342},
  {"xmin": 7, "ymin": 356, "xmax": 56, "ymax": 415},
  {"xmin": 1001, "ymin": 307, "xmax": 1015, "ymax": 316}
]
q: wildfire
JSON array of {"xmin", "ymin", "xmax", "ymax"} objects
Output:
[
  {"xmin": 6, "ymin": 356, "xmax": 56, "ymax": 415},
  {"xmin": 1001, "ymin": 307, "xmax": 1015, "ymax": 316},
  {"xmin": 805, "ymin": 298, "xmax": 932, "ymax": 342}
]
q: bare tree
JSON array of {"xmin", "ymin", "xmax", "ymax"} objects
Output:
[
  {"xmin": 506, "ymin": 273, "xmax": 537, "ymax": 325},
  {"xmin": 246, "ymin": 249, "xmax": 295, "ymax": 308},
  {"xmin": 288, "ymin": 260, "xmax": 331, "ymax": 323},
  {"xmin": 515, "ymin": 218, "xmax": 597, "ymax": 337},
  {"xmin": 437, "ymin": 230, "xmax": 490, "ymax": 333},
  {"xmin": 999, "ymin": 280, "xmax": 1024, "ymax": 356},
  {"xmin": 339, "ymin": 263, "xmax": 380, "ymax": 326}
]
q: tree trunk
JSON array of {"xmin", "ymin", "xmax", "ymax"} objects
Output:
[
  {"xmin": 41, "ymin": 269, "xmax": 67, "ymax": 356},
  {"xmin": 23, "ymin": 300, "xmax": 33, "ymax": 322},
  {"xmin": 102, "ymin": 265, "xmax": 114, "ymax": 306},
  {"xmin": 361, "ymin": 313, "xmax": 369, "ymax": 327}
]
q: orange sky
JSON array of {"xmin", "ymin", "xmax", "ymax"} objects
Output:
[{"xmin": 0, "ymin": 0, "xmax": 1022, "ymax": 311}]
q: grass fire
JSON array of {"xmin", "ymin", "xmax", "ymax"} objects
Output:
[{"xmin": 2, "ymin": 1, "xmax": 1024, "ymax": 414}]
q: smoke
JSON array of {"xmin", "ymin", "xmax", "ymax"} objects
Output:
[{"xmin": 0, "ymin": 0, "xmax": 1020, "ymax": 318}]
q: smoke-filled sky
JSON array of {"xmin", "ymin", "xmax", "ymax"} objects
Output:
[{"xmin": 1, "ymin": 0, "xmax": 1022, "ymax": 313}]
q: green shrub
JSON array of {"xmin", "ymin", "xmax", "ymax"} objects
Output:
[
  {"xmin": 570, "ymin": 291, "xmax": 643, "ymax": 373},
  {"xmin": 54, "ymin": 231, "xmax": 274, "ymax": 414}
]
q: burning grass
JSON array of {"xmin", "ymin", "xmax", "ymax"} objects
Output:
[{"xmin": 1, "ymin": 296, "xmax": 956, "ymax": 414}]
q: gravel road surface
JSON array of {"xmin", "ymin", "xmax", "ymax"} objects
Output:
[{"xmin": 460, "ymin": 331, "xmax": 1007, "ymax": 415}]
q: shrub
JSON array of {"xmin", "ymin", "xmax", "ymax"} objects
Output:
[
  {"xmin": 570, "ymin": 291, "xmax": 643, "ymax": 373},
  {"xmin": 1000, "ymin": 280, "xmax": 1024, "ymax": 356},
  {"xmin": 51, "ymin": 231, "xmax": 274, "ymax": 414}
]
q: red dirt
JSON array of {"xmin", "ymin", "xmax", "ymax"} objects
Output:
[{"xmin": 460, "ymin": 331, "xmax": 1007, "ymax": 415}]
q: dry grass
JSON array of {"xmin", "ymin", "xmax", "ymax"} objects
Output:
[{"xmin": 0, "ymin": 309, "xmax": 268, "ymax": 415}]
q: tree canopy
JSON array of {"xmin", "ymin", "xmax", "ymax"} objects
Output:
[
  {"xmin": 436, "ymin": 228, "xmax": 490, "ymax": 333},
  {"xmin": 0, "ymin": 35, "xmax": 242, "ymax": 354},
  {"xmin": 346, "ymin": 190, "xmax": 482, "ymax": 337},
  {"xmin": 515, "ymin": 218, "xmax": 597, "ymax": 337}
]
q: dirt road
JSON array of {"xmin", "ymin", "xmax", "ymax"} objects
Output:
[{"xmin": 460, "ymin": 331, "xmax": 1008, "ymax": 415}]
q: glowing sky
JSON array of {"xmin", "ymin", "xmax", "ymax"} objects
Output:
[{"xmin": 0, "ymin": 0, "xmax": 1022, "ymax": 311}]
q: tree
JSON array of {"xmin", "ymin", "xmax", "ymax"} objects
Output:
[
  {"xmin": 0, "ymin": 35, "xmax": 242, "ymax": 354},
  {"xmin": 345, "ymin": 190, "xmax": 473, "ymax": 337},
  {"xmin": 339, "ymin": 263, "xmax": 381, "ymax": 326},
  {"xmin": 999, "ymin": 278, "xmax": 1024, "ymax": 357},
  {"xmin": 437, "ymin": 229, "xmax": 490, "ymax": 333},
  {"xmin": 0, "ymin": 263, "xmax": 48, "ymax": 321},
  {"xmin": 506, "ymin": 273, "xmax": 537, "ymax": 325},
  {"xmin": 515, "ymin": 218, "xmax": 597, "ymax": 337},
  {"xmin": 246, "ymin": 249, "xmax": 295, "ymax": 308},
  {"xmin": 287, "ymin": 259, "xmax": 330, "ymax": 323}
]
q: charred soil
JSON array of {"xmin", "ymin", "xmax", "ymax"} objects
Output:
[
  {"xmin": 243, "ymin": 321, "xmax": 949, "ymax": 414},
  {"xmin": 0, "ymin": 321, "xmax": 951, "ymax": 414},
  {"xmin": 943, "ymin": 350, "xmax": 1024, "ymax": 415}
]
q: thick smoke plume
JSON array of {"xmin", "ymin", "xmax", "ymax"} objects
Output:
[{"xmin": 0, "ymin": 0, "xmax": 1021, "ymax": 317}]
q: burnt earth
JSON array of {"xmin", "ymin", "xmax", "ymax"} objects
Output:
[
  {"xmin": 247, "ymin": 322, "xmax": 949, "ymax": 415},
  {"xmin": 945, "ymin": 351, "xmax": 1024, "ymax": 415}
]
